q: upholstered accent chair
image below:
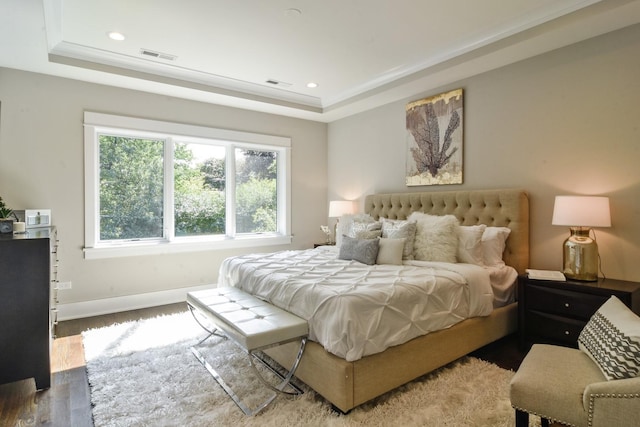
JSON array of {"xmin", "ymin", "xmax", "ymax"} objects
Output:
[
  {"xmin": 510, "ymin": 344, "xmax": 640, "ymax": 427},
  {"xmin": 512, "ymin": 295, "xmax": 640, "ymax": 426}
]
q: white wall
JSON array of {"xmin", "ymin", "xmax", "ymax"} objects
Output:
[
  {"xmin": 328, "ymin": 24, "xmax": 640, "ymax": 282},
  {"xmin": 0, "ymin": 69, "xmax": 328, "ymax": 317}
]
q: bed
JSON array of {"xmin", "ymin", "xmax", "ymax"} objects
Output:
[{"xmin": 220, "ymin": 188, "xmax": 529, "ymax": 412}]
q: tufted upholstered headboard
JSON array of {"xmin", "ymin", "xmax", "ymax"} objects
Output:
[{"xmin": 364, "ymin": 188, "xmax": 529, "ymax": 274}]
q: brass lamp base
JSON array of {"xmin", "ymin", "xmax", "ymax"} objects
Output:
[{"xmin": 562, "ymin": 227, "xmax": 598, "ymax": 281}]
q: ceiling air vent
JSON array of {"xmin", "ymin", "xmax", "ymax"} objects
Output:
[
  {"xmin": 140, "ymin": 48, "xmax": 177, "ymax": 61},
  {"xmin": 265, "ymin": 79, "xmax": 292, "ymax": 87}
]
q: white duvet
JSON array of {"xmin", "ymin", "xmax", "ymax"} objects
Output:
[{"xmin": 219, "ymin": 247, "xmax": 504, "ymax": 362}]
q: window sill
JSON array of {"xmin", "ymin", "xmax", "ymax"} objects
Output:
[{"xmin": 83, "ymin": 235, "xmax": 293, "ymax": 260}]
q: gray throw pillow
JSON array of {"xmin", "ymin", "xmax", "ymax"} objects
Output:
[{"xmin": 338, "ymin": 235, "xmax": 379, "ymax": 265}]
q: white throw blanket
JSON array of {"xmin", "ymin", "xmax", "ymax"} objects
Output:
[{"xmin": 219, "ymin": 248, "xmax": 494, "ymax": 361}]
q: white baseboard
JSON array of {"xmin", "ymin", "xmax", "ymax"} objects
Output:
[{"xmin": 56, "ymin": 284, "xmax": 214, "ymax": 321}]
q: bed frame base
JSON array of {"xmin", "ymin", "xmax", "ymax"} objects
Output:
[{"xmin": 265, "ymin": 302, "xmax": 518, "ymax": 413}]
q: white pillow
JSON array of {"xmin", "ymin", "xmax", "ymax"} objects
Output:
[
  {"xmin": 457, "ymin": 224, "xmax": 487, "ymax": 265},
  {"xmin": 578, "ymin": 296, "xmax": 640, "ymax": 380},
  {"xmin": 376, "ymin": 238, "xmax": 405, "ymax": 265},
  {"xmin": 407, "ymin": 212, "xmax": 459, "ymax": 263},
  {"xmin": 481, "ymin": 226, "xmax": 511, "ymax": 266},
  {"xmin": 381, "ymin": 218, "xmax": 417, "ymax": 260}
]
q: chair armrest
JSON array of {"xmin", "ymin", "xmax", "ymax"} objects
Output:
[{"xmin": 584, "ymin": 377, "xmax": 640, "ymax": 427}]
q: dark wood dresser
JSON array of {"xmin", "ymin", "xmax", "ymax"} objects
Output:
[
  {"xmin": 0, "ymin": 228, "xmax": 56, "ymax": 390},
  {"xmin": 518, "ymin": 274, "xmax": 640, "ymax": 350}
]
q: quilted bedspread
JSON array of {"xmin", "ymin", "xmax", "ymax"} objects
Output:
[{"xmin": 218, "ymin": 248, "xmax": 494, "ymax": 361}]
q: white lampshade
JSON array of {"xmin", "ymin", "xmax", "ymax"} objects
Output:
[
  {"xmin": 328, "ymin": 200, "xmax": 355, "ymax": 218},
  {"xmin": 552, "ymin": 196, "xmax": 611, "ymax": 227}
]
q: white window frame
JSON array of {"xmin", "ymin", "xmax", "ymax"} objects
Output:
[{"xmin": 83, "ymin": 112, "xmax": 291, "ymax": 259}]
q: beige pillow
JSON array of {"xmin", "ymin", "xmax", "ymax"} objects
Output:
[{"xmin": 376, "ymin": 238, "xmax": 405, "ymax": 265}]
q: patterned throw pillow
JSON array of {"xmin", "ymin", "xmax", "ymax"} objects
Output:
[
  {"xmin": 348, "ymin": 220, "xmax": 382, "ymax": 238},
  {"xmin": 336, "ymin": 214, "xmax": 376, "ymax": 247},
  {"xmin": 338, "ymin": 235, "xmax": 380, "ymax": 265},
  {"xmin": 355, "ymin": 230, "xmax": 382, "ymax": 239},
  {"xmin": 381, "ymin": 218, "xmax": 417, "ymax": 260},
  {"xmin": 578, "ymin": 295, "xmax": 640, "ymax": 380}
]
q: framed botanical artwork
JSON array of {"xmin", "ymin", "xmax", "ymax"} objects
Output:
[{"xmin": 406, "ymin": 88, "xmax": 463, "ymax": 186}]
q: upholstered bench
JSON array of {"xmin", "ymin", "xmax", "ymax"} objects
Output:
[{"xmin": 187, "ymin": 287, "xmax": 309, "ymax": 416}]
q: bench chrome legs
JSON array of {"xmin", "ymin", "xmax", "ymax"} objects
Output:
[
  {"xmin": 188, "ymin": 305, "xmax": 307, "ymax": 416},
  {"xmin": 249, "ymin": 338, "xmax": 306, "ymax": 396}
]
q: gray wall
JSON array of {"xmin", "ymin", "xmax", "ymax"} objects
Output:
[
  {"xmin": 0, "ymin": 69, "xmax": 328, "ymax": 312},
  {"xmin": 328, "ymin": 24, "xmax": 640, "ymax": 282}
]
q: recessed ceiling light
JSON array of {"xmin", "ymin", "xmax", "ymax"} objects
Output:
[
  {"xmin": 107, "ymin": 31, "xmax": 126, "ymax": 41},
  {"xmin": 306, "ymin": 82, "xmax": 318, "ymax": 88}
]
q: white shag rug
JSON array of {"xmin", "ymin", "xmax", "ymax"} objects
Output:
[{"xmin": 83, "ymin": 312, "xmax": 536, "ymax": 427}]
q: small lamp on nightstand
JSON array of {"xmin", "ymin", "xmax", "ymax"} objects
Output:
[
  {"xmin": 328, "ymin": 200, "xmax": 355, "ymax": 244},
  {"xmin": 552, "ymin": 195, "xmax": 611, "ymax": 281}
]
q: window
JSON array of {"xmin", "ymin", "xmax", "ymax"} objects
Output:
[{"xmin": 84, "ymin": 112, "xmax": 291, "ymax": 259}]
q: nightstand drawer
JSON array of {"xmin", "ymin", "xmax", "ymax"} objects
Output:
[
  {"xmin": 526, "ymin": 285, "xmax": 608, "ymax": 320},
  {"xmin": 526, "ymin": 310, "xmax": 586, "ymax": 347},
  {"xmin": 518, "ymin": 275, "xmax": 640, "ymax": 350}
]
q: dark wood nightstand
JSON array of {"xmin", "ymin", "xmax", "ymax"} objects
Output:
[
  {"xmin": 313, "ymin": 242, "xmax": 335, "ymax": 248},
  {"xmin": 518, "ymin": 275, "xmax": 640, "ymax": 350}
]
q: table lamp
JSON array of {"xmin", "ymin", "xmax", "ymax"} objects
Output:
[
  {"xmin": 328, "ymin": 200, "xmax": 355, "ymax": 244},
  {"xmin": 551, "ymin": 195, "xmax": 611, "ymax": 281}
]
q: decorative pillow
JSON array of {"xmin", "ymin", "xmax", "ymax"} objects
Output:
[
  {"xmin": 338, "ymin": 235, "xmax": 379, "ymax": 265},
  {"xmin": 407, "ymin": 212, "xmax": 459, "ymax": 263},
  {"xmin": 336, "ymin": 214, "xmax": 375, "ymax": 246},
  {"xmin": 376, "ymin": 238, "xmax": 405, "ymax": 265},
  {"xmin": 381, "ymin": 218, "xmax": 417, "ymax": 260},
  {"xmin": 349, "ymin": 220, "xmax": 382, "ymax": 239},
  {"xmin": 578, "ymin": 296, "xmax": 640, "ymax": 380},
  {"xmin": 355, "ymin": 229, "xmax": 382, "ymax": 239},
  {"xmin": 481, "ymin": 226, "xmax": 511, "ymax": 266},
  {"xmin": 456, "ymin": 224, "xmax": 487, "ymax": 265}
]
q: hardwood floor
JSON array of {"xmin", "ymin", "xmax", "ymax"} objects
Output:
[
  {"xmin": 0, "ymin": 302, "xmax": 526, "ymax": 426},
  {"xmin": 0, "ymin": 303, "xmax": 186, "ymax": 427}
]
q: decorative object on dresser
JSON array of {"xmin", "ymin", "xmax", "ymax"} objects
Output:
[
  {"xmin": 518, "ymin": 274, "xmax": 640, "ymax": 350},
  {"xmin": 406, "ymin": 88, "xmax": 463, "ymax": 186},
  {"xmin": 552, "ymin": 195, "xmax": 611, "ymax": 281},
  {"xmin": 328, "ymin": 200, "xmax": 355, "ymax": 244},
  {"xmin": 0, "ymin": 228, "xmax": 57, "ymax": 390}
]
